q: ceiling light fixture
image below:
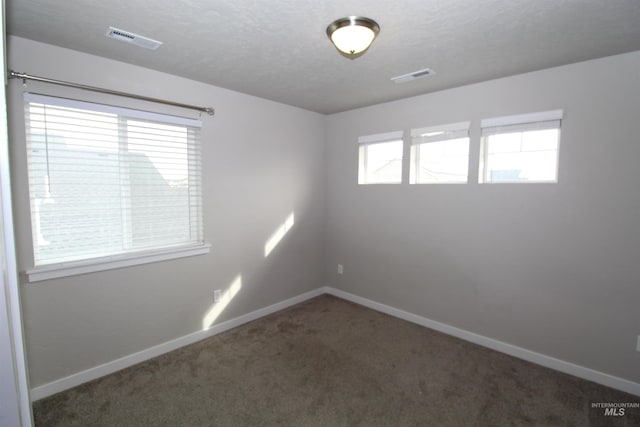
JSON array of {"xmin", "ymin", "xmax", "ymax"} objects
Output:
[{"xmin": 326, "ymin": 16, "xmax": 380, "ymax": 59}]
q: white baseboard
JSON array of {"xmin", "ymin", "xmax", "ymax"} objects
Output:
[
  {"xmin": 31, "ymin": 286, "xmax": 640, "ymax": 401},
  {"xmin": 325, "ymin": 287, "xmax": 640, "ymax": 397},
  {"xmin": 30, "ymin": 287, "xmax": 326, "ymax": 401}
]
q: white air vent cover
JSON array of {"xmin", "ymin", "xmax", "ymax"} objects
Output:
[
  {"xmin": 391, "ymin": 68, "xmax": 435, "ymax": 84},
  {"xmin": 105, "ymin": 27, "xmax": 163, "ymax": 50}
]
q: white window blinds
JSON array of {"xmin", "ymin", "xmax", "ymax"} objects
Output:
[
  {"xmin": 358, "ymin": 130, "xmax": 403, "ymax": 145},
  {"xmin": 24, "ymin": 93, "xmax": 204, "ymax": 267},
  {"xmin": 480, "ymin": 110, "xmax": 563, "ymax": 137},
  {"xmin": 410, "ymin": 121, "xmax": 470, "ymax": 144}
]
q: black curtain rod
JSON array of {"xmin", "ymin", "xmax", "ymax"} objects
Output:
[{"xmin": 8, "ymin": 70, "xmax": 215, "ymax": 116}]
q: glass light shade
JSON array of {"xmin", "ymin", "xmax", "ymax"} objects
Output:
[
  {"xmin": 327, "ymin": 17, "xmax": 380, "ymax": 59},
  {"xmin": 331, "ymin": 25, "xmax": 376, "ymax": 55}
]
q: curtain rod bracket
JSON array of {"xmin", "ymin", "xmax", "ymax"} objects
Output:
[{"xmin": 8, "ymin": 70, "xmax": 215, "ymax": 116}]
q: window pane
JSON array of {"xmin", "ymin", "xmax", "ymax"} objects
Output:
[
  {"xmin": 482, "ymin": 128, "xmax": 559, "ymax": 183},
  {"xmin": 487, "ymin": 133, "xmax": 522, "ymax": 154},
  {"xmin": 521, "ymin": 129, "xmax": 559, "ymax": 152},
  {"xmin": 27, "ymin": 105, "xmax": 123, "ymax": 263},
  {"xmin": 25, "ymin": 96, "xmax": 203, "ymax": 266},
  {"xmin": 413, "ymin": 137, "xmax": 469, "ymax": 183},
  {"xmin": 126, "ymin": 120, "xmax": 192, "ymax": 249},
  {"xmin": 359, "ymin": 140, "xmax": 403, "ymax": 184}
]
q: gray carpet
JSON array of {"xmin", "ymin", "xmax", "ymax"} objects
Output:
[{"xmin": 33, "ymin": 295, "xmax": 639, "ymax": 426}]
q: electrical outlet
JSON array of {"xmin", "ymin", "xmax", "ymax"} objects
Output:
[
  {"xmin": 214, "ymin": 289, "xmax": 222, "ymax": 303},
  {"xmin": 337, "ymin": 264, "xmax": 344, "ymax": 275}
]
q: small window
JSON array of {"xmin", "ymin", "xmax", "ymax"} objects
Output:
[
  {"xmin": 410, "ymin": 121, "xmax": 470, "ymax": 184},
  {"xmin": 480, "ymin": 110, "xmax": 562, "ymax": 183},
  {"xmin": 24, "ymin": 93, "xmax": 205, "ymax": 269},
  {"xmin": 358, "ymin": 131, "xmax": 403, "ymax": 184}
]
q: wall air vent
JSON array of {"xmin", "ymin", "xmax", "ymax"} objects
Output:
[
  {"xmin": 390, "ymin": 68, "xmax": 436, "ymax": 84},
  {"xmin": 105, "ymin": 27, "xmax": 163, "ymax": 50}
]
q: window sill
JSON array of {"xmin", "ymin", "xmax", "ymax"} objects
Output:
[{"xmin": 25, "ymin": 244, "xmax": 211, "ymax": 282}]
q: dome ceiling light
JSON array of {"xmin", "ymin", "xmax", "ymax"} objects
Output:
[{"xmin": 326, "ymin": 16, "xmax": 380, "ymax": 59}]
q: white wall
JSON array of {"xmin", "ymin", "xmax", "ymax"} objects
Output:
[
  {"xmin": 325, "ymin": 51, "xmax": 640, "ymax": 384},
  {"xmin": 1, "ymin": 27, "xmax": 33, "ymax": 426},
  {"xmin": 7, "ymin": 36, "xmax": 326, "ymax": 388}
]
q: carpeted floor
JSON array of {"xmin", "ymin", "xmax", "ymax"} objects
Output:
[{"xmin": 33, "ymin": 294, "xmax": 639, "ymax": 426}]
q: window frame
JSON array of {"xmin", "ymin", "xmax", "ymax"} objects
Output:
[
  {"xmin": 479, "ymin": 110, "xmax": 563, "ymax": 184},
  {"xmin": 409, "ymin": 121, "xmax": 471, "ymax": 184},
  {"xmin": 22, "ymin": 93, "xmax": 210, "ymax": 282},
  {"xmin": 357, "ymin": 130, "xmax": 404, "ymax": 185}
]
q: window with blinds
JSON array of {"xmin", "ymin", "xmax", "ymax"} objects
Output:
[
  {"xmin": 480, "ymin": 110, "xmax": 562, "ymax": 183},
  {"xmin": 24, "ymin": 93, "xmax": 204, "ymax": 268},
  {"xmin": 409, "ymin": 121, "xmax": 470, "ymax": 184}
]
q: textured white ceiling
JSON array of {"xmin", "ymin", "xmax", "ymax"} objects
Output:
[{"xmin": 7, "ymin": 0, "xmax": 640, "ymax": 114}]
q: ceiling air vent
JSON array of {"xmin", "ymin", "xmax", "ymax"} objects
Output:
[
  {"xmin": 105, "ymin": 27, "xmax": 163, "ymax": 50},
  {"xmin": 390, "ymin": 68, "xmax": 435, "ymax": 84}
]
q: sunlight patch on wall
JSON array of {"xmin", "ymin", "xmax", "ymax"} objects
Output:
[
  {"xmin": 264, "ymin": 212, "xmax": 295, "ymax": 257},
  {"xmin": 202, "ymin": 274, "xmax": 242, "ymax": 330}
]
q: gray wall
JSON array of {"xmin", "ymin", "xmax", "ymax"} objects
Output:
[
  {"xmin": 325, "ymin": 51, "xmax": 640, "ymax": 383},
  {"xmin": 8, "ymin": 34, "xmax": 640, "ymax": 390},
  {"xmin": 8, "ymin": 36, "xmax": 326, "ymax": 388}
]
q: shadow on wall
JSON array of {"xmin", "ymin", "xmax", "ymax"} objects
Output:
[{"xmin": 201, "ymin": 210, "xmax": 296, "ymax": 330}]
